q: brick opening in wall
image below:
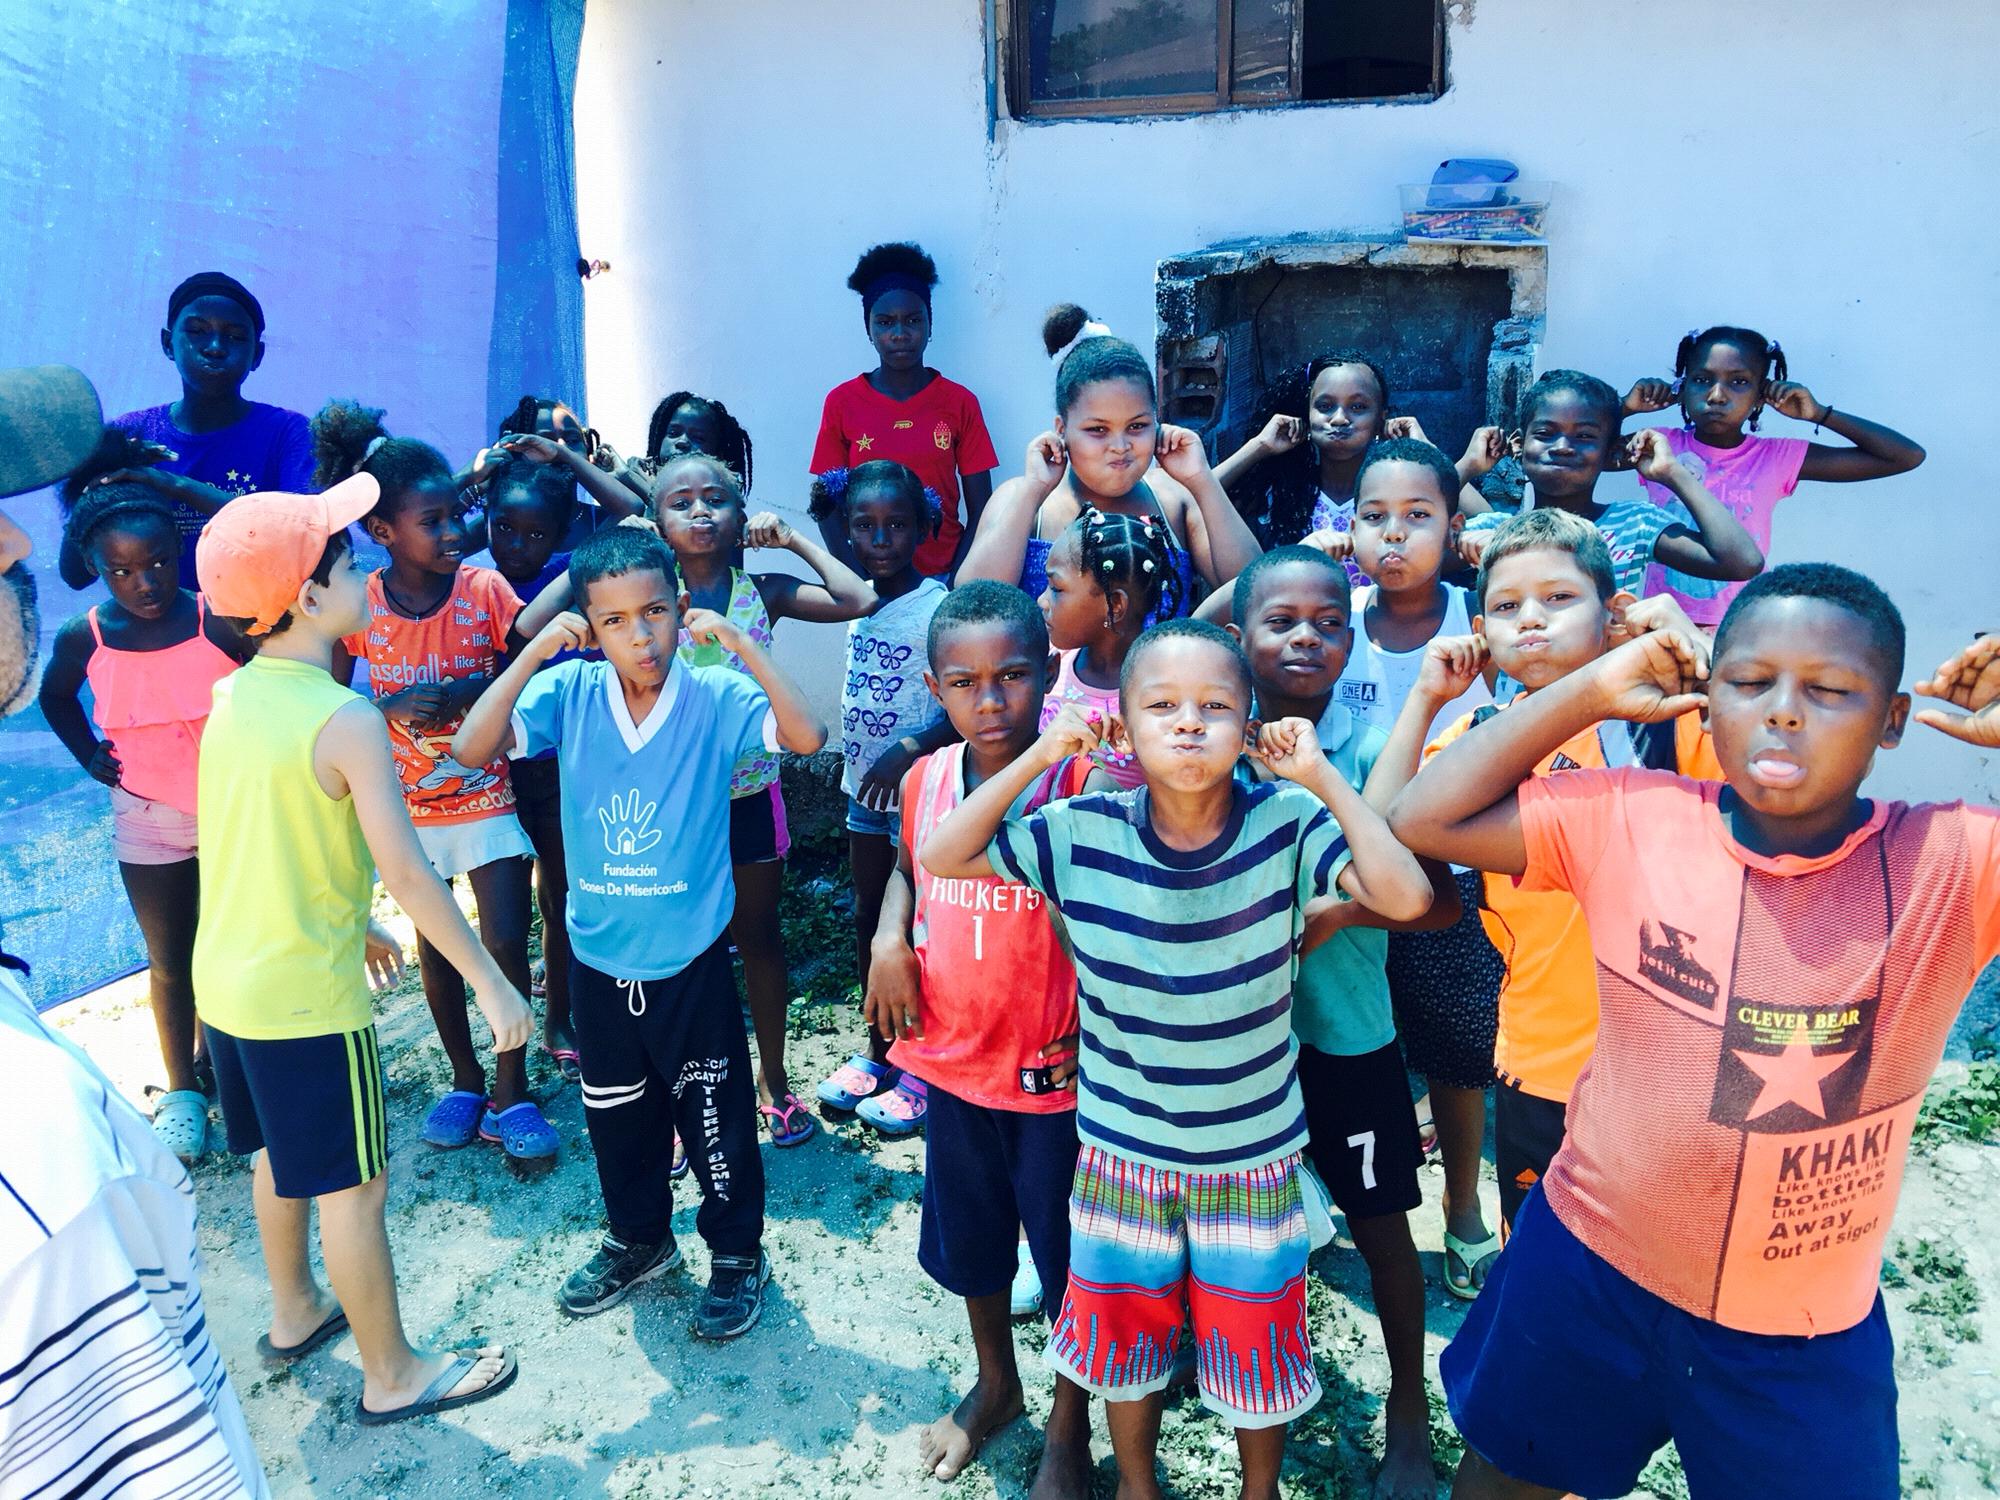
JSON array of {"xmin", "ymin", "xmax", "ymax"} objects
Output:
[{"xmin": 1155, "ymin": 232, "xmax": 1546, "ymax": 526}]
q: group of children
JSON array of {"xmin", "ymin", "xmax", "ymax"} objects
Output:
[{"xmin": 34, "ymin": 256, "xmax": 1994, "ymax": 1500}]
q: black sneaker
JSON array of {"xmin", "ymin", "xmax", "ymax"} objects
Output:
[
  {"xmin": 692, "ymin": 1248, "xmax": 771, "ymax": 1340},
  {"xmin": 557, "ymin": 1233, "xmax": 681, "ymax": 1318}
]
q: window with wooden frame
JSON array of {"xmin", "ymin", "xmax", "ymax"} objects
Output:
[{"xmin": 1003, "ymin": 0, "xmax": 1444, "ymax": 119}]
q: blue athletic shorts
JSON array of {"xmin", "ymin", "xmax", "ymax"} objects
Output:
[
  {"xmin": 207, "ymin": 1022, "xmax": 388, "ymax": 1200},
  {"xmin": 918, "ymin": 1083, "xmax": 1077, "ymax": 1316},
  {"xmin": 1441, "ymin": 1188, "xmax": 1898, "ymax": 1500}
]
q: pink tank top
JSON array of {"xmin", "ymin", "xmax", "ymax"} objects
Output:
[{"xmin": 86, "ymin": 596, "xmax": 238, "ymax": 815}]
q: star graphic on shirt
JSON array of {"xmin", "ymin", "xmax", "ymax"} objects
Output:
[
  {"xmin": 225, "ymin": 469, "xmax": 242, "ymax": 483},
  {"xmin": 855, "ymin": 434, "xmax": 874, "ymax": 452},
  {"xmin": 1733, "ymin": 1035, "xmax": 1856, "ymax": 1121}
]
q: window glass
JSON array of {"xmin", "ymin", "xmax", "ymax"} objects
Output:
[{"xmin": 1025, "ymin": 0, "xmax": 1219, "ymax": 102}]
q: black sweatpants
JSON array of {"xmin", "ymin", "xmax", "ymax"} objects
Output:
[{"xmin": 571, "ymin": 938, "xmax": 764, "ymax": 1255}]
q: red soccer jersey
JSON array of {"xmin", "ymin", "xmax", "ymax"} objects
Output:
[
  {"xmin": 341, "ymin": 566, "xmax": 522, "ymax": 823},
  {"xmin": 1519, "ymin": 767, "xmax": 2000, "ymax": 1336},
  {"xmin": 891, "ymin": 745, "xmax": 1079, "ymax": 1112},
  {"xmin": 811, "ymin": 372, "xmax": 999, "ymax": 576}
]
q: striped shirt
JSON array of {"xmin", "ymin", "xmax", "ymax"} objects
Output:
[
  {"xmin": 0, "ymin": 970, "xmax": 267, "ymax": 1498},
  {"xmin": 989, "ymin": 780, "xmax": 1351, "ymax": 1173},
  {"xmin": 1467, "ymin": 494, "xmax": 1682, "ymax": 598}
]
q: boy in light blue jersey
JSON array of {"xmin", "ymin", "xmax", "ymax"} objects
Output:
[
  {"xmin": 453, "ymin": 526, "xmax": 824, "ymax": 1342},
  {"xmin": 921, "ymin": 617, "xmax": 1432, "ymax": 1500}
]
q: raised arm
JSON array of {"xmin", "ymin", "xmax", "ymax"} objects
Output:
[
  {"xmin": 682, "ymin": 608, "xmax": 826, "ymax": 753},
  {"xmin": 956, "ymin": 435, "xmax": 1066, "ymax": 585},
  {"xmin": 1762, "ymin": 383, "xmax": 1927, "ymax": 483},
  {"xmin": 499, "ymin": 433, "xmax": 642, "ymax": 519},
  {"xmin": 1254, "ymin": 718, "xmax": 1430, "ymax": 921},
  {"xmin": 452, "ymin": 612, "xmax": 589, "ymax": 766},
  {"xmin": 922, "ymin": 706, "xmax": 1098, "ymax": 879},
  {"xmin": 1212, "ymin": 414, "xmax": 1302, "ymax": 494},
  {"xmin": 1389, "ymin": 630, "xmax": 1707, "ymax": 875},
  {"xmin": 1630, "ymin": 429, "xmax": 1764, "ymax": 581},
  {"xmin": 319, "ymin": 699, "xmax": 532, "ymax": 1051},
  {"xmin": 1361, "ymin": 635, "xmax": 1489, "ymax": 815},
  {"xmin": 747, "ymin": 511, "xmax": 875, "ymax": 623},
  {"xmin": 1154, "ymin": 424, "xmax": 1263, "ymax": 589}
]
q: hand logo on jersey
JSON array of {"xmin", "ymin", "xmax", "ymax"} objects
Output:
[{"xmin": 600, "ymin": 790, "xmax": 664, "ymax": 856}]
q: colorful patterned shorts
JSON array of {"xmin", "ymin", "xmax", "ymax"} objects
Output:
[{"xmin": 1047, "ymin": 1146, "xmax": 1319, "ymax": 1428}]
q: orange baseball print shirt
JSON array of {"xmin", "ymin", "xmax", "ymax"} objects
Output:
[{"xmin": 1518, "ymin": 767, "xmax": 2000, "ymax": 1336}]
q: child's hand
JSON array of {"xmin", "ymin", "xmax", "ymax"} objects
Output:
[
  {"xmin": 1611, "ymin": 594, "xmax": 1708, "ymax": 664},
  {"xmin": 364, "ymin": 920, "xmax": 407, "ymax": 993},
  {"xmin": 1301, "ymin": 527, "xmax": 1355, "ymax": 563},
  {"xmin": 499, "ymin": 432, "xmax": 565, "ymax": 465},
  {"xmin": 532, "ymin": 610, "xmax": 593, "ymax": 661},
  {"xmin": 1037, "ymin": 702, "xmax": 1106, "ymax": 767},
  {"xmin": 465, "ymin": 445, "xmax": 507, "ymax": 487},
  {"xmin": 681, "ymin": 605, "xmax": 741, "ymax": 655},
  {"xmin": 856, "ymin": 737, "xmax": 918, "ymax": 813},
  {"xmin": 1414, "ymin": 634, "xmax": 1488, "ymax": 704},
  {"xmin": 1913, "ymin": 636, "xmax": 2000, "ymax": 747},
  {"xmin": 1588, "ymin": 631, "xmax": 1709, "ymax": 724},
  {"xmin": 1459, "ymin": 425, "xmax": 1506, "ymax": 479},
  {"xmin": 862, "ymin": 937, "xmax": 923, "ymax": 1041},
  {"xmin": 1154, "ymin": 424, "xmax": 1216, "ymax": 486},
  {"xmin": 1765, "ymin": 381, "xmax": 1831, "ymax": 425},
  {"xmin": 744, "ymin": 511, "xmax": 795, "ymax": 550},
  {"xmin": 1256, "ymin": 413, "xmax": 1305, "ymax": 456},
  {"xmin": 86, "ymin": 738, "xmax": 122, "ymax": 788},
  {"xmin": 1251, "ymin": 716, "xmax": 1328, "ymax": 783},
  {"xmin": 381, "ymin": 683, "xmax": 450, "ymax": 727},
  {"xmin": 1039, "ymin": 1032, "xmax": 1080, "ymax": 1091},
  {"xmin": 1623, "ymin": 378, "xmax": 1676, "ymax": 414},
  {"xmin": 1026, "ymin": 432, "xmax": 1068, "ymax": 494},
  {"xmin": 472, "ymin": 977, "xmax": 534, "ymax": 1054},
  {"xmin": 1383, "ymin": 415, "xmax": 1430, "ymax": 442},
  {"xmin": 1458, "ymin": 529, "xmax": 1492, "ymax": 570},
  {"xmin": 1624, "ymin": 428, "xmax": 1684, "ymax": 483},
  {"xmin": 589, "ymin": 439, "xmax": 625, "ymax": 474}
]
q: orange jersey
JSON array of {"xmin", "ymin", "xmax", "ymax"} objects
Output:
[
  {"xmin": 1428, "ymin": 708, "xmax": 1717, "ymax": 1102},
  {"xmin": 1520, "ymin": 768, "xmax": 2000, "ymax": 1335}
]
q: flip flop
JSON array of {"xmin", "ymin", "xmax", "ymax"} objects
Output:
[
  {"xmin": 355, "ymin": 1346, "xmax": 518, "ymax": 1426},
  {"xmin": 1443, "ymin": 1228, "xmax": 1501, "ymax": 1301},
  {"xmin": 670, "ymin": 1132, "xmax": 689, "ymax": 1180},
  {"xmin": 540, "ymin": 1043, "xmax": 582, "ymax": 1084},
  {"xmin": 256, "ymin": 1306, "xmax": 349, "ymax": 1363},
  {"xmin": 758, "ymin": 1093, "xmax": 818, "ymax": 1148}
]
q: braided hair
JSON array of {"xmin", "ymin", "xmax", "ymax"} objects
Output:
[
  {"xmin": 498, "ymin": 393, "xmax": 598, "ymax": 454},
  {"xmin": 309, "ymin": 399, "xmax": 454, "ymax": 518},
  {"xmin": 485, "ymin": 453, "xmax": 578, "ymax": 530},
  {"xmin": 1069, "ymin": 506, "xmax": 1184, "ymax": 629},
  {"xmin": 1672, "ymin": 326, "xmax": 1789, "ymax": 431},
  {"xmin": 1250, "ymin": 353, "xmax": 1392, "ymax": 546},
  {"xmin": 644, "ymin": 391, "xmax": 754, "ymax": 495},
  {"xmin": 59, "ymin": 429, "xmax": 182, "ymax": 575}
]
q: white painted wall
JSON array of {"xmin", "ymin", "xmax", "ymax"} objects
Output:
[{"xmin": 576, "ymin": 0, "xmax": 2000, "ymax": 801}]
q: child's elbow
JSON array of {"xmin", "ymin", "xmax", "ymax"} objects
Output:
[
  {"xmin": 1380, "ymin": 873, "xmax": 1435, "ymax": 925},
  {"xmin": 780, "ymin": 717, "xmax": 827, "ymax": 755}
]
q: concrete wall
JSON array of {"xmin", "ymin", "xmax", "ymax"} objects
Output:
[{"xmin": 575, "ymin": 0, "xmax": 2000, "ymax": 802}]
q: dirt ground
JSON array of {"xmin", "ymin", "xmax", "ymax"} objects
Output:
[{"xmin": 50, "ymin": 866, "xmax": 2000, "ymax": 1499}]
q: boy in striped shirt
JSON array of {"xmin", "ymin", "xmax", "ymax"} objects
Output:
[{"xmin": 922, "ymin": 618, "xmax": 1432, "ymax": 1500}]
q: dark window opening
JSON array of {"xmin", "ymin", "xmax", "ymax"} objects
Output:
[{"xmin": 1010, "ymin": 0, "xmax": 1442, "ymax": 119}]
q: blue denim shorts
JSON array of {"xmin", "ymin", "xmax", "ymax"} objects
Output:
[{"xmin": 845, "ymin": 795, "xmax": 897, "ymax": 839}]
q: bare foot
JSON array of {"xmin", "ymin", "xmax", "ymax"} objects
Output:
[
  {"xmin": 266, "ymin": 1286, "xmax": 341, "ymax": 1350},
  {"xmin": 361, "ymin": 1345, "xmax": 511, "ymax": 1417},
  {"xmin": 1029, "ymin": 1419, "xmax": 1094, "ymax": 1500},
  {"xmin": 1374, "ymin": 1408, "xmax": 1438, "ymax": 1500},
  {"xmin": 917, "ymin": 1376, "xmax": 1025, "ymax": 1481}
]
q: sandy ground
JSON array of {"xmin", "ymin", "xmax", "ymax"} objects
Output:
[{"xmin": 50, "ymin": 886, "xmax": 2000, "ymax": 1500}]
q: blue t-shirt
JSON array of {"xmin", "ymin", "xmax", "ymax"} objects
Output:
[
  {"xmin": 510, "ymin": 658, "xmax": 772, "ymax": 980},
  {"xmin": 112, "ymin": 402, "xmax": 315, "ymax": 584}
]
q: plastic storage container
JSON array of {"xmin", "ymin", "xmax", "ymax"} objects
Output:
[{"xmin": 1400, "ymin": 180, "xmax": 1550, "ymax": 244}]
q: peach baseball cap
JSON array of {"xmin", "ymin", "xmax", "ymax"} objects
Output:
[{"xmin": 195, "ymin": 471, "xmax": 380, "ymax": 635}]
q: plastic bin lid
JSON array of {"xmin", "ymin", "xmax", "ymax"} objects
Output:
[{"xmin": 1428, "ymin": 158, "xmax": 1518, "ymax": 207}]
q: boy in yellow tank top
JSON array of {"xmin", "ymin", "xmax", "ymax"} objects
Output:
[{"xmin": 193, "ymin": 476, "xmax": 534, "ymax": 1426}]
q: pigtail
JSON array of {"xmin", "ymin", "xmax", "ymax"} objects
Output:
[
  {"xmin": 1078, "ymin": 507, "xmax": 1182, "ymax": 629},
  {"xmin": 1672, "ymin": 329, "xmax": 1699, "ymax": 386},
  {"xmin": 1767, "ymin": 340, "xmax": 1788, "ymax": 384}
]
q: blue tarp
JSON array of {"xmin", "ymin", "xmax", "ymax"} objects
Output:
[{"xmin": 0, "ymin": 0, "xmax": 583, "ymax": 1008}]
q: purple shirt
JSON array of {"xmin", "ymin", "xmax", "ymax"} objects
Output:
[{"xmin": 113, "ymin": 402, "xmax": 316, "ymax": 583}]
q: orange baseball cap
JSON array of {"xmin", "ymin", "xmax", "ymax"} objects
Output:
[{"xmin": 195, "ymin": 472, "xmax": 379, "ymax": 635}]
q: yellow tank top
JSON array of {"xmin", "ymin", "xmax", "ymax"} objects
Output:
[{"xmin": 193, "ymin": 656, "xmax": 375, "ymax": 1039}]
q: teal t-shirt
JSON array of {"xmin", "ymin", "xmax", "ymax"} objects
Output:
[{"xmin": 1290, "ymin": 703, "xmax": 1394, "ymax": 1057}]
